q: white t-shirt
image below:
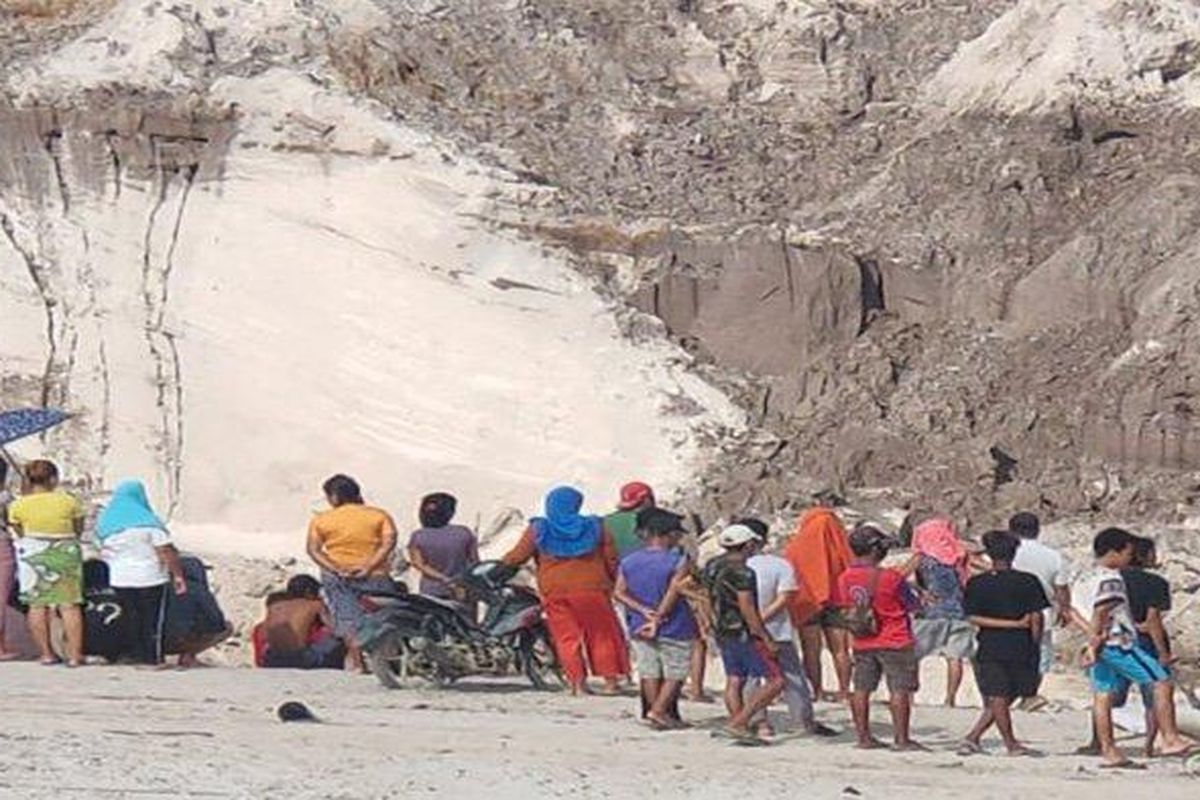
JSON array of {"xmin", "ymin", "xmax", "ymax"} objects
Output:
[
  {"xmin": 1013, "ymin": 538, "xmax": 1069, "ymax": 606},
  {"xmin": 748, "ymin": 553, "xmax": 798, "ymax": 642},
  {"xmin": 1071, "ymin": 566, "xmax": 1137, "ymax": 649},
  {"xmin": 101, "ymin": 527, "xmax": 171, "ymax": 588}
]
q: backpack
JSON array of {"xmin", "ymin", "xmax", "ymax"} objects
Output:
[{"xmin": 834, "ymin": 568, "xmax": 881, "ymax": 638}]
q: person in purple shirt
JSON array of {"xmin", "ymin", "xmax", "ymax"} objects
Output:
[
  {"xmin": 406, "ymin": 493, "xmax": 479, "ymax": 606},
  {"xmin": 614, "ymin": 508, "xmax": 697, "ymax": 729}
]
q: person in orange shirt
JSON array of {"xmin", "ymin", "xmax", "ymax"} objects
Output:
[
  {"xmin": 783, "ymin": 496, "xmax": 854, "ymax": 701},
  {"xmin": 503, "ymin": 486, "xmax": 629, "ymax": 695},
  {"xmin": 306, "ymin": 474, "xmax": 398, "ymax": 672}
]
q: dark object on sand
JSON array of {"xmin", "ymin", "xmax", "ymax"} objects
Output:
[
  {"xmin": 277, "ymin": 701, "xmax": 318, "ymax": 722},
  {"xmin": 359, "ymin": 560, "xmax": 562, "ymax": 690}
]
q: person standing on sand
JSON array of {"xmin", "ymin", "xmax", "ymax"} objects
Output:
[
  {"xmin": 605, "ymin": 481, "xmax": 655, "ymax": 559},
  {"xmin": 835, "ymin": 524, "xmax": 924, "ymax": 751},
  {"xmin": 1077, "ymin": 535, "xmax": 1183, "ymax": 758},
  {"xmin": 0, "ymin": 460, "xmax": 17, "ymax": 660},
  {"xmin": 613, "ymin": 507, "xmax": 695, "ymax": 728},
  {"xmin": 306, "ymin": 474, "xmax": 398, "ymax": 672},
  {"xmin": 407, "ymin": 492, "xmax": 479, "ymax": 607},
  {"xmin": 703, "ymin": 524, "xmax": 785, "ymax": 742},
  {"xmin": 95, "ymin": 480, "xmax": 189, "ymax": 666},
  {"xmin": 740, "ymin": 518, "xmax": 838, "ymax": 739},
  {"xmin": 6, "ymin": 460, "xmax": 86, "ymax": 667},
  {"xmin": 958, "ymin": 530, "xmax": 1049, "ymax": 757},
  {"xmin": 783, "ymin": 495, "xmax": 853, "ymax": 701},
  {"xmin": 1009, "ymin": 511, "xmax": 1071, "ymax": 709},
  {"xmin": 503, "ymin": 486, "xmax": 629, "ymax": 695},
  {"xmin": 909, "ymin": 517, "xmax": 976, "ymax": 708},
  {"xmin": 1070, "ymin": 527, "xmax": 1196, "ymax": 769}
]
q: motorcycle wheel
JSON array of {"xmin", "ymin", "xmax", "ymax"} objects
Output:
[
  {"xmin": 520, "ymin": 627, "xmax": 565, "ymax": 691},
  {"xmin": 369, "ymin": 632, "xmax": 409, "ymax": 690}
]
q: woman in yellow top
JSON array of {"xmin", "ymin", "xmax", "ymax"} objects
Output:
[
  {"xmin": 6, "ymin": 459, "xmax": 86, "ymax": 666},
  {"xmin": 306, "ymin": 474, "xmax": 398, "ymax": 671}
]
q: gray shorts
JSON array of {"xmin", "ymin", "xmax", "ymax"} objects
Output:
[
  {"xmin": 913, "ymin": 617, "xmax": 975, "ymax": 660},
  {"xmin": 852, "ymin": 647, "xmax": 920, "ymax": 694},
  {"xmin": 631, "ymin": 637, "xmax": 692, "ymax": 681}
]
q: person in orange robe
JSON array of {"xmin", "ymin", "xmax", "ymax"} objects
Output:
[
  {"xmin": 503, "ymin": 486, "xmax": 629, "ymax": 695},
  {"xmin": 783, "ymin": 500, "xmax": 853, "ymax": 701}
]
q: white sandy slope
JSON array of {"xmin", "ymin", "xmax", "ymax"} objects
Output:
[
  {"xmin": 924, "ymin": 0, "xmax": 1200, "ymax": 114},
  {"xmin": 0, "ymin": 0, "xmax": 742, "ymax": 556}
]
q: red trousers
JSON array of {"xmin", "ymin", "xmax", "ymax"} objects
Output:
[{"xmin": 543, "ymin": 590, "xmax": 629, "ymax": 686}]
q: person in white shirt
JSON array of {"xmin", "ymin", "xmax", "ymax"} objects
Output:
[
  {"xmin": 1009, "ymin": 512, "xmax": 1071, "ymax": 681},
  {"xmin": 95, "ymin": 480, "xmax": 187, "ymax": 665},
  {"xmin": 741, "ymin": 518, "xmax": 837, "ymax": 738}
]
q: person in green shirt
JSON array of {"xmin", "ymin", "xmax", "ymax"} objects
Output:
[{"xmin": 604, "ymin": 482, "xmax": 656, "ymax": 558}]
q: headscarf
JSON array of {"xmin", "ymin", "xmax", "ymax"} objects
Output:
[
  {"xmin": 419, "ymin": 492, "xmax": 457, "ymax": 529},
  {"xmin": 912, "ymin": 517, "xmax": 969, "ymax": 585},
  {"xmin": 531, "ymin": 486, "xmax": 601, "ymax": 559},
  {"xmin": 783, "ymin": 506, "xmax": 853, "ymax": 625},
  {"xmin": 95, "ymin": 480, "xmax": 165, "ymax": 542}
]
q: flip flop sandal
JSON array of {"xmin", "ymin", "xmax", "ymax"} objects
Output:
[
  {"xmin": 957, "ymin": 741, "xmax": 984, "ymax": 757},
  {"xmin": 712, "ymin": 728, "xmax": 769, "ymax": 746},
  {"xmin": 1006, "ymin": 747, "xmax": 1045, "ymax": 758}
]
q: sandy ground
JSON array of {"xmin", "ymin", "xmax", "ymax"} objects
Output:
[{"xmin": 1, "ymin": 661, "xmax": 1198, "ymax": 800}]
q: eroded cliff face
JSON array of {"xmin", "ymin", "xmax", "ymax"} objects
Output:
[
  {"xmin": 7, "ymin": 0, "xmax": 1200, "ymax": 538},
  {"xmin": 0, "ymin": 97, "xmax": 232, "ymax": 507},
  {"xmin": 311, "ymin": 0, "xmax": 1200, "ymax": 529},
  {"xmin": 0, "ymin": 2, "xmax": 741, "ymax": 541}
]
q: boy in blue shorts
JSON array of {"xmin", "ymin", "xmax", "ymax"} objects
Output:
[
  {"xmin": 1073, "ymin": 527, "xmax": 1195, "ymax": 768},
  {"xmin": 703, "ymin": 524, "xmax": 785, "ymax": 742}
]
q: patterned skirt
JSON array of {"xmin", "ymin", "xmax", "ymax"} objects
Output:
[{"xmin": 15, "ymin": 536, "xmax": 83, "ymax": 607}]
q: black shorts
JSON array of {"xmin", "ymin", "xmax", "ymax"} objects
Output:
[{"xmin": 974, "ymin": 658, "xmax": 1041, "ymax": 700}]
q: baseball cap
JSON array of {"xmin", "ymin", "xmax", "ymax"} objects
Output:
[
  {"xmin": 717, "ymin": 524, "xmax": 759, "ymax": 549},
  {"xmin": 618, "ymin": 481, "xmax": 655, "ymax": 510},
  {"xmin": 848, "ymin": 524, "xmax": 899, "ymax": 554}
]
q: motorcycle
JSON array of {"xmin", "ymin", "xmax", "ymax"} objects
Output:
[{"xmin": 357, "ymin": 560, "xmax": 562, "ymax": 691}]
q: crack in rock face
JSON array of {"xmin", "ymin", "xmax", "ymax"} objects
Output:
[{"xmin": 0, "ymin": 97, "xmax": 232, "ymax": 508}]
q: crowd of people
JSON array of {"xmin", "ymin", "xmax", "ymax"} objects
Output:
[
  {"xmin": 2, "ymin": 458, "xmax": 1195, "ymax": 769},
  {"xmin": 0, "ymin": 459, "xmax": 229, "ymax": 667}
]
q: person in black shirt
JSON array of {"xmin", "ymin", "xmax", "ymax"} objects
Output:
[{"xmin": 959, "ymin": 530, "xmax": 1049, "ymax": 756}]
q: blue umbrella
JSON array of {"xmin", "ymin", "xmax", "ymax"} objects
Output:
[{"xmin": 0, "ymin": 407, "xmax": 71, "ymax": 447}]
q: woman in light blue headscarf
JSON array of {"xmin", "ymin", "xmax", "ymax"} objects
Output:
[
  {"xmin": 502, "ymin": 486, "xmax": 629, "ymax": 694},
  {"xmin": 96, "ymin": 480, "xmax": 187, "ymax": 665}
]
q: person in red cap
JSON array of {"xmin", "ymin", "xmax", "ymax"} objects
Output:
[{"xmin": 606, "ymin": 482, "xmax": 656, "ymax": 559}]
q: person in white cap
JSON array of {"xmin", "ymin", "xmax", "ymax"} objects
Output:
[
  {"xmin": 701, "ymin": 523, "xmax": 785, "ymax": 742},
  {"xmin": 739, "ymin": 518, "xmax": 838, "ymax": 739}
]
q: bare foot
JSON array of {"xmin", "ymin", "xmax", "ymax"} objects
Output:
[
  {"xmin": 856, "ymin": 737, "xmax": 887, "ymax": 750},
  {"xmin": 893, "ymin": 741, "xmax": 929, "ymax": 752}
]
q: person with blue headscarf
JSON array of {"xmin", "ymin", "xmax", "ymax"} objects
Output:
[
  {"xmin": 96, "ymin": 480, "xmax": 187, "ymax": 665},
  {"xmin": 503, "ymin": 486, "xmax": 630, "ymax": 694}
]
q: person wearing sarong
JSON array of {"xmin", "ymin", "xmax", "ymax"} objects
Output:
[
  {"xmin": 6, "ymin": 459, "xmax": 86, "ymax": 666},
  {"xmin": 95, "ymin": 480, "xmax": 188, "ymax": 665},
  {"xmin": 503, "ymin": 486, "xmax": 630, "ymax": 695},
  {"xmin": 306, "ymin": 474, "xmax": 398, "ymax": 671},
  {"xmin": 783, "ymin": 500, "xmax": 853, "ymax": 701}
]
